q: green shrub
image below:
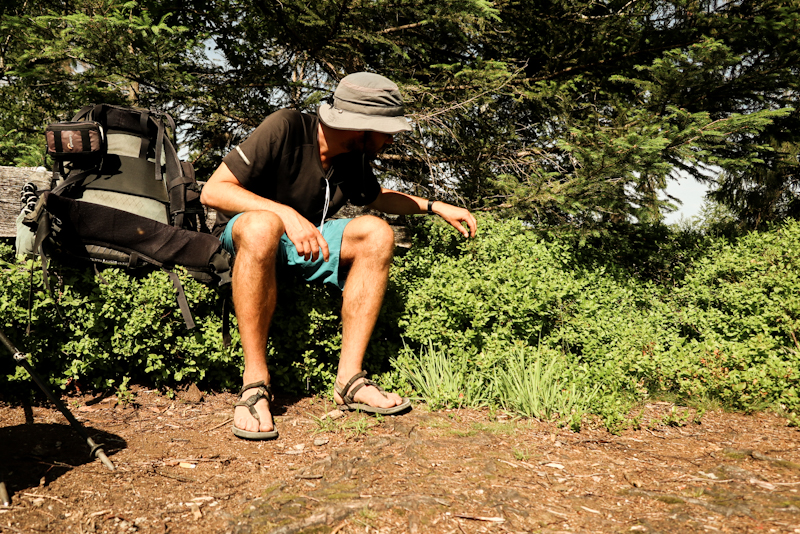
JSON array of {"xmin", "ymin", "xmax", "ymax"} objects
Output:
[
  {"xmin": 0, "ymin": 243, "xmax": 399, "ymax": 396},
  {"xmin": 393, "ymin": 216, "xmax": 800, "ymax": 424},
  {"xmin": 3, "ymin": 215, "xmax": 800, "ymax": 427},
  {"xmin": 662, "ymin": 221, "xmax": 800, "ymax": 412}
]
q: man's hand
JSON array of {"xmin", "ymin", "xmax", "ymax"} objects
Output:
[
  {"xmin": 201, "ymin": 163, "xmax": 330, "ymax": 262},
  {"xmin": 430, "ymin": 202, "xmax": 477, "ymax": 238},
  {"xmin": 275, "ymin": 205, "xmax": 330, "ymax": 262}
]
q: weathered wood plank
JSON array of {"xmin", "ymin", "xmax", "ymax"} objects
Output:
[{"xmin": 0, "ymin": 166, "xmax": 51, "ymax": 238}]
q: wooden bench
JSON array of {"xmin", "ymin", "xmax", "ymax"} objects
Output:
[{"xmin": 0, "ymin": 166, "xmax": 51, "ymax": 238}]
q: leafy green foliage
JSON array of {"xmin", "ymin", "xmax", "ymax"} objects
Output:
[
  {"xmin": 2, "ymin": 215, "xmax": 800, "ymax": 430},
  {"xmin": 495, "ymin": 347, "xmax": 598, "ymax": 428},
  {"xmin": 390, "ymin": 215, "xmax": 800, "ymax": 427},
  {"xmin": 0, "ymin": 244, "xmax": 238, "ymax": 393},
  {"xmin": 0, "ymin": 243, "xmax": 388, "ymax": 397},
  {"xmin": 395, "ymin": 342, "xmax": 489, "ymax": 410}
]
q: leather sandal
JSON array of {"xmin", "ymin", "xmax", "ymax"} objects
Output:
[
  {"xmin": 232, "ymin": 380, "xmax": 279, "ymax": 440},
  {"xmin": 334, "ymin": 371, "xmax": 411, "ymax": 415}
]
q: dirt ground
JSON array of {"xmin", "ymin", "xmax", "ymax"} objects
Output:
[{"xmin": 1, "ymin": 386, "xmax": 799, "ymax": 534}]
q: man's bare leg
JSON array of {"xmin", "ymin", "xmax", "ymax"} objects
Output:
[
  {"xmin": 231, "ymin": 211, "xmax": 284, "ymax": 433},
  {"xmin": 334, "ymin": 215, "xmax": 405, "ymax": 409}
]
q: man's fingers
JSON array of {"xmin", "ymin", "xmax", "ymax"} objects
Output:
[
  {"xmin": 466, "ymin": 214, "xmax": 477, "ymax": 237},
  {"xmin": 319, "ymin": 238, "xmax": 330, "ymax": 262},
  {"xmin": 297, "ymin": 240, "xmax": 311, "ymax": 260},
  {"xmin": 294, "ymin": 236, "xmax": 330, "ymax": 262},
  {"xmin": 450, "ymin": 215, "xmax": 476, "ymax": 238}
]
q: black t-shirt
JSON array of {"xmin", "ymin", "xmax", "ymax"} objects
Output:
[{"xmin": 216, "ymin": 109, "xmax": 381, "ymax": 232}]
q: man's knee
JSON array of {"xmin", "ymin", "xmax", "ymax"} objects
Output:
[
  {"xmin": 232, "ymin": 211, "xmax": 285, "ymax": 258},
  {"xmin": 346, "ymin": 215, "xmax": 395, "ymax": 259}
]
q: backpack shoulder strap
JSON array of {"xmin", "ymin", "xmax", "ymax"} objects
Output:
[{"xmin": 71, "ymin": 104, "xmax": 102, "ymax": 122}]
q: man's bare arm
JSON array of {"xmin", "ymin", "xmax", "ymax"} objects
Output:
[
  {"xmin": 201, "ymin": 163, "xmax": 330, "ymax": 261},
  {"xmin": 367, "ymin": 188, "xmax": 477, "ymax": 238}
]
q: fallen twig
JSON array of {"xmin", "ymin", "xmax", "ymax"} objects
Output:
[
  {"xmin": 88, "ymin": 509, "xmax": 112, "ymax": 517},
  {"xmin": 454, "ymin": 514, "xmax": 505, "ymax": 522},
  {"xmin": 170, "ymin": 457, "xmax": 225, "ymax": 464},
  {"xmin": 154, "ymin": 469, "xmax": 195, "ymax": 483},
  {"xmin": 205, "ymin": 418, "xmax": 233, "ymax": 432},
  {"xmin": 21, "ymin": 493, "xmax": 67, "ymax": 505},
  {"xmin": 546, "ymin": 508, "xmax": 570, "ymax": 518}
]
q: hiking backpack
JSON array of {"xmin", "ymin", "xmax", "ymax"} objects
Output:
[{"xmin": 25, "ymin": 103, "xmax": 232, "ymax": 331}]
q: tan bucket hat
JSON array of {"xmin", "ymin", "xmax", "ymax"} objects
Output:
[{"xmin": 317, "ymin": 72, "xmax": 412, "ymax": 134}]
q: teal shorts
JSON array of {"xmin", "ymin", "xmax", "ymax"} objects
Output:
[{"xmin": 220, "ymin": 213, "xmax": 352, "ymax": 291}]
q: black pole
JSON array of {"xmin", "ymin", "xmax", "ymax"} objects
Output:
[{"xmin": 0, "ymin": 330, "xmax": 115, "ymax": 471}]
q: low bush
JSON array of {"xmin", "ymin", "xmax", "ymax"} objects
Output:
[
  {"xmin": 390, "ymin": 216, "xmax": 800, "ymax": 428},
  {"xmin": 2, "ymin": 215, "xmax": 799, "ymax": 430},
  {"xmin": 0, "ymin": 243, "xmax": 401, "ymax": 397}
]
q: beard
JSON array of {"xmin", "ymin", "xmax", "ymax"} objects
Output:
[{"xmin": 345, "ymin": 132, "xmax": 384, "ymax": 158}]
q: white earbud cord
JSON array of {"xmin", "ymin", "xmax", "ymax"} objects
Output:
[
  {"xmin": 319, "ymin": 177, "xmax": 330, "ymax": 233},
  {"xmin": 319, "ymin": 165, "xmax": 335, "ymax": 233}
]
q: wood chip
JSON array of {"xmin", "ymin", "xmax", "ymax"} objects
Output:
[
  {"xmin": 322, "ymin": 409, "xmax": 345, "ymax": 420},
  {"xmin": 517, "ymin": 460, "xmax": 539, "ymax": 470},
  {"xmin": 544, "ymin": 462, "xmax": 565, "ymax": 469},
  {"xmin": 454, "ymin": 514, "xmax": 504, "ymax": 522},
  {"xmin": 546, "ymin": 508, "xmax": 570, "ymax": 518},
  {"xmin": 89, "ymin": 509, "xmax": 112, "ymax": 518},
  {"xmin": 155, "ymin": 469, "xmax": 195, "ymax": 483},
  {"xmin": 580, "ymin": 506, "xmax": 601, "ymax": 514},
  {"xmin": 749, "ymin": 478, "xmax": 776, "ymax": 490},
  {"xmin": 21, "ymin": 493, "xmax": 67, "ymax": 505}
]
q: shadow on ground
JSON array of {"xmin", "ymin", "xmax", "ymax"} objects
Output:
[{"xmin": 0, "ymin": 423, "xmax": 125, "ymax": 500}]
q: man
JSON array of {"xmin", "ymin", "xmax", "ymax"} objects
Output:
[{"xmin": 201, "ymin": 72, "xmax": 477, "ymax": 440}]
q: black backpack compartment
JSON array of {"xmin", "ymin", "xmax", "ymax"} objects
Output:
[{"xmin": 28, "ymin": 104, "xmax": 232, "ymax": 334}]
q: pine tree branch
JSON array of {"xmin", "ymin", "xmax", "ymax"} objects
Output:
[
  {"xmin": 378, "ymin": 21, "xmax": 430, "ymax": 34},
  {"xmin": 524, "ymin": 41, "xmax": 698, "ymax": 83}
]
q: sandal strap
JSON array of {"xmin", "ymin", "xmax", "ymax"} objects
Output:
[
  {"xmin": 339, "ymin": 371, "xmax": 367, "ymax": 398},
  {"xmin": 239, "ymin": 380, "xmax": 267, "ymax": 395},
  {"xmin": 335, "ymin": 371, "xmax": 387, "ymax": 405},
  {"xmin": 235, "ymin": 381, "xmax": 272, "ymax": 422}
]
